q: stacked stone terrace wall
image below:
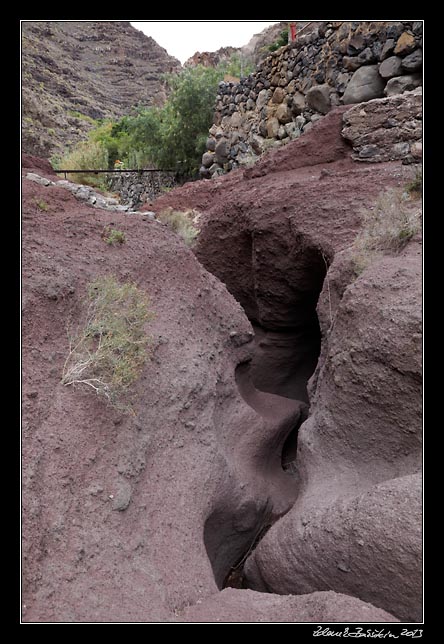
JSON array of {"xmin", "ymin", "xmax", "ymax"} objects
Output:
[{"xmin": 200, "ymin": 20, "xmax": 423, "ymax": 177}]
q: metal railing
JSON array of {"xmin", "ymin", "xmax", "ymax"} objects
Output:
[{"xmin": 54, "ymin": 168, "xmax": 176, "ymax": 180}]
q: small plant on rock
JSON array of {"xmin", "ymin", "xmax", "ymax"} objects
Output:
[
  {"xmin": 62, "ymin": 276, "xmax": 153, "ymax": 409},
  {"xmin": 102, "ymin": 226, "xmax": 126, "ymax": 246},
  {"xmin": 35, "ymin": 199, "xmax": 49, "ymax": 211},
  {"xmin": 267, "ymin": 29, "xmax": 289, "ymax": 52}
]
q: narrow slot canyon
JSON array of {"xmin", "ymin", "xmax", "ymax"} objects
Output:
[{"xmin": 201, "ymin": 229, "xmax": 330, "ymax": 590}]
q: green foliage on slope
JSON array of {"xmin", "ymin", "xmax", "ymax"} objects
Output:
[{"xmin": 56, "ymin": 55, "xmax": 252, "ymax": 181}]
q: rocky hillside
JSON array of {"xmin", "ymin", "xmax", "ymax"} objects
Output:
[
  {"xmin": 22, "ymin": 84, "xmax": 422, "ymax": 622},
  {"xmin": 184, "ymin": 46, "xmax": 239, "ymax": 69},
  {"xmin": 22, "ymin": 21, "xmax": 181, "ymax": 158}
]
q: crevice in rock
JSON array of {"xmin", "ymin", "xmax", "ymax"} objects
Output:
[
  {"xmin": 281, "ymin": 404, "xmax": 309, "ymax": 473},
  {"xmin": 223, "ymin": 522, "xmax": 273, "ymax": 590},
  {"xmin": 203, "ymin": 501, "xmax": 273, "ymax": 591},
  {"xmin": 201, "ymin": 226, "xmax": 332, "ymax": 594}
]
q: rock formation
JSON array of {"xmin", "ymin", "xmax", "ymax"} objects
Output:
[
  {"xmin": 177, "ymin": 588, "xmax": 399, "ymax": 623},
  {"xmin": 183, "ymin": 22, "xmax": 304, "ymax": 71},
  {"xmin": 150, "ymin": 97, "xmax": 423, "ymax": 623},
  {"xmin": 21, "ymin": 21, "xmax": 181, "ymax": 157},
  {"xmin": 184, "ymin": 46, "xmax": 239, "ymax": 69}
]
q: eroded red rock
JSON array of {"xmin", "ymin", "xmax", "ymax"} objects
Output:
[
  {"xmin": 177, "ymin": 588, "xmax": 399, "ymax": 623},
  {"xmin": 22, "ymin": 91, "xmax": 422, "ymax": 622}
]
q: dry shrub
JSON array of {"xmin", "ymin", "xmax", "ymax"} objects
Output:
[
  {"xmin": 156, "ymin": 207, "xmax": 200, "ymax": 246},
  {"xmin": 59, "ymin": 140, "xmax": 109, "ymax": 189},
  {"xmin": 102, "ymin": 226, "xmax": 126, "ymax": 246},
  {"xmin": 62, "ymin": 276, "xmax": 153, "ymax": 409},
  {"xmin": 352, "ymin": 187, "xmax": 422, "ymax": 273}
]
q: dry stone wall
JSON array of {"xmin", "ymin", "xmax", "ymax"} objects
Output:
[
  {"xmin": 201, "ymin": 20, "xmax": 423, "ymax": 178},
  {"xmin": 108, "ymin": 171, "xmax": 177, "ymax": 209}
]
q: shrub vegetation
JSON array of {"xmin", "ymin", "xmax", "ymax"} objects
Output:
[
  {"xmin": 156, "ymin": 208, "xmax": 199, "ymax": 246},
  {"xmin": 62, "ymin": 276, "xmax": 153, "ymax": 409},
  {"xmin": 352, "ymin": 187, "xmax": 422, "ymax": 273},
  {"xmin": 267, "ymin": 29, "xmax": 289, "ymax": 52},
  {"xmin": 56, "ymin": 140, "xmax": 109, "ymax": 189},
  {"xmin": 102, "ymin": 226, "xmax": 126, "ymax": 246}
]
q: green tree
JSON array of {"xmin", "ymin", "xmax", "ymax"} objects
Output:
[{"xmin": 126, "ymin": 65, "xmax": 222, "ymax": 177}]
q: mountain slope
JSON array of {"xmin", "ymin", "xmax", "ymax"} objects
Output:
[{"xmin": 21, "ymin": 21, "xmax": 181, "ymax": 158}]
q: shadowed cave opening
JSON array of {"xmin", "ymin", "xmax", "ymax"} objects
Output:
[
  {"xmin": 245, "ymin": 237, "xmax": 328, "ymax": 403},
  {"xmin": 203, "ymin": 236, "xmax": 330, "ymax": 589},
  {"xmin": 204, "ymin": 503, "xmax": 273, "ymax": 590}
]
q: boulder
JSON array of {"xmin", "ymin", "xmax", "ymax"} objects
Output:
[
  {"xmin": 336, "ymin": 71, "xmax": 351, "ymax": 94},
  {"xmin": 266, "ymin": 116, "xmax": 280, "ymax": 138},
  {"xmin": 342, "ymin": 55, "xmax": 362, "ymax": 71},
  {"xmin": 277, "ymin": 125, "xmax": 287, "ymax": 140},
  {"xmin": 250, "ymin": 134, "xmax": 265, "ymax": 155},
  {"xmin": 342, "ymin": 65, "xmax": 385, "ymax": 104},
  {"xmin": 258, "ymin": 119, "xmax": 268, "ymax": 138},
  {"xmin": 379, "ymin": 55, "xmax": 403, "ymax": 79},
  {"xmin": 199, "ymin": 165, "xmax": 211, "ymax": 179},
  {"xmin": 347, "ymin": 33, "xmax": 366, "ymax": 55},
  {"xmin": 209, "ymin": 163, "xmax": 224, "ymax": 177},
  {"xmin": 291, "ymin": 91, "xmax": 306, "ymax": 115},
  {"xmin": 206, "ymin": 137, "xmax": 216, "ymax": 152},
  {"xmin": 284, "ymin": 122, "xmax": 298, "ymax": 138},
  {"xmin": 275, "ymin": 103, "xmax": 292, "ymax": 124},
  {"xmin": 394, "ymin": 31, "xmax": 416, "ymax": 56},
  {"xmin": 245, "ymin": 474, "xmax": 422, "ymax": 622},
  {"xmin": 379, "ymin": 38, "xmax": 395, "ymax": 61},
  {"xmin": 230, "ymin": 111, "xmax": 243, "ymax": 128},
  {"xmin": 256, "ymin": 88, "xmax": 270, "ymax": 110},
  {"xmin": 385, "ymin": 22, "xmax": 404, "ymax": 40},
  {"xmin": 357, "ymin": 46, "xmax": 376, "ymax": 64},
  {"xmin": 384, "ymin": 74, "xmax": 422, "ymax": 97},
  {"xmin": 401, "ymin": 49, "xmax": 423, "ymax": 72},
  {"xmin": 214, "ymin": 139, "xmax": 229, "ymax": 164},
  {"xmin": 306, "ymin": 84, "xmax": 332, "ymax": 115},
  {"xmin": 341, "ymin": 89, "xmax": 422, "ymax": 164},
  {"xmin": 271, "ymin": 87, "xmax": 286, "ymax": 104},
  {"xmin": 202, "ymin": 151, "xmax": 215, "ymax": 168}
]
